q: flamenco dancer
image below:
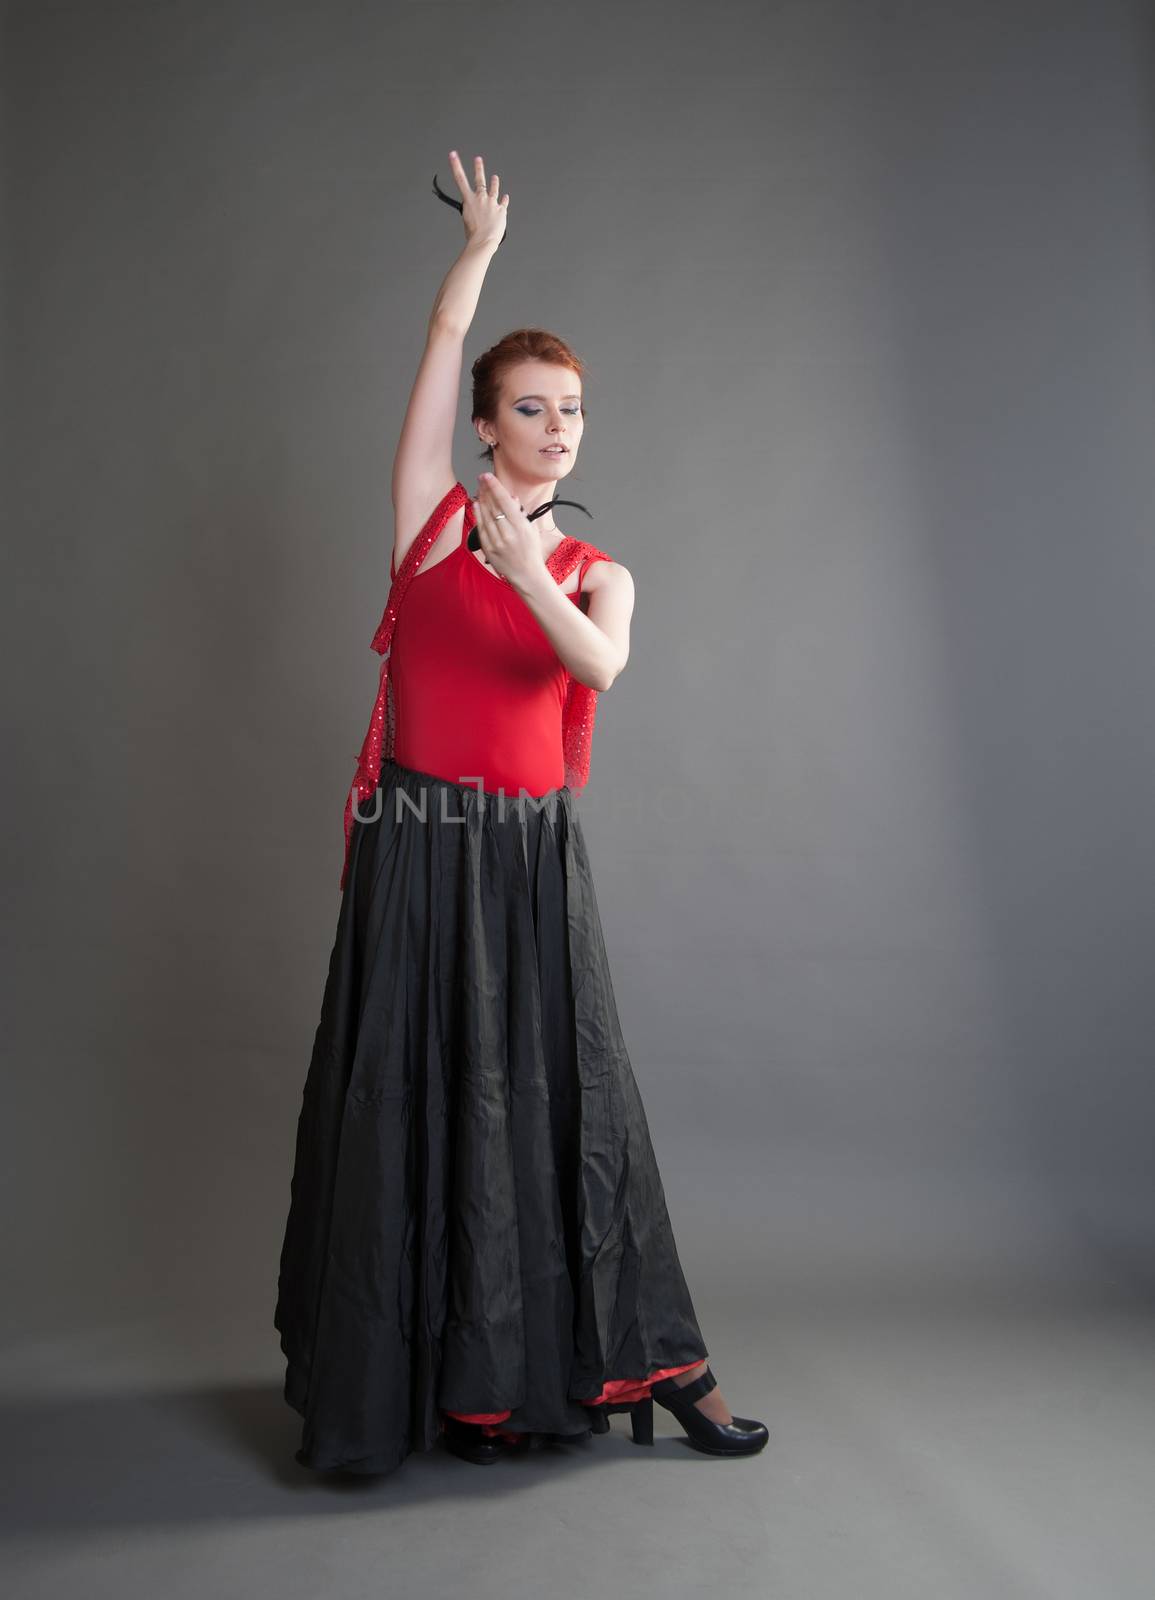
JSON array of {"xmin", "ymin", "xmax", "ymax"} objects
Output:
[{"xmin": 274, "ymin": 151, "xmax": 768, "ymax": 1473}]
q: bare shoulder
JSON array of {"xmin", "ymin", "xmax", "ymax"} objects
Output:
[{"xmin": 582, "ymin": 556, "xmax": 634, "ymax": 598}]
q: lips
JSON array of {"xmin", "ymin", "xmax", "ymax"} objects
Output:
[{"xmin": 541, "ymin": 447, "xmax": 567, "ymax": 454}]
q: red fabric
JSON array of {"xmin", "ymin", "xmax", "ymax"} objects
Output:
[
  {"xmin": 339, "ymin": 481, "xmax": 611, "ymax": 890},
  {"xmin": 389, "ymin": 500, "xmax": 577, "ymax": 796},
  {"xmin": 443, "ymin": 1360, "xmax": 707, "ymax": 1437}
]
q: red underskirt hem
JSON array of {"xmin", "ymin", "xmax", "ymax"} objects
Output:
[{"xmin": 441, "ymin": 1359, "xmax": 706, "ymax": 1439}]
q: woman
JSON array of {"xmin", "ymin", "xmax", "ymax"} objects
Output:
[{"xmin": 274, "ymin": 151, "xmax": 768, "ymax": 1475}]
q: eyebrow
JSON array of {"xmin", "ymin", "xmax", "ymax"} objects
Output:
[{"xmin": 512, "ymin": 393, "xmax": 582, "ymax": 403}]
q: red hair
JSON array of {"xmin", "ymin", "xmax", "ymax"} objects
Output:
[{"xmin": 471, "ymin": 329, "xmax": 588, "ymax": 462}]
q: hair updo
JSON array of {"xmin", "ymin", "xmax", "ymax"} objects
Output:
[{"xmin": 471, "ymin": 328, "xmax": 588, "ymax": 463}]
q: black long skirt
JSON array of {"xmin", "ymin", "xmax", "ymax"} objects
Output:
[{"xmin": 274, "ymin": 758, "xmax": 709, "ymax": 1476}]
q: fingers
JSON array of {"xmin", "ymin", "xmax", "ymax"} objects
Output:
[
  {"xmin": 471, "ymin": 496, "xmax": 506, "ymax": 577},
  {"xmin": 481, "ymin": 475, "xmax": 529, "ymax": 532},
  {"xmin": 474, "ymin": 480, "xmax": 501, "ymax": 526},
  {"xmin": 447, "ymin": 149, "xmax": 471, "ymax": 201},
  {"xmin": 448, "ymin": 151, "xmax": 502, "ymax": 205},
  {"xmin": 479, "ymin": 471, "xmax": 514, "ymax": 508},
  {"xmin": 479, "ymin": 479, "xmax": 511, "ymax": 536},
  {"xmin": 474, "ymin": 477, "xmax": 506, "ymax": 543}
]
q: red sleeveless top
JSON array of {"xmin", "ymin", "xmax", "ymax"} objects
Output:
[
  {"xmin": 339, "ymin": 482, "xmax": 612, "ymax": 889},
  {"xmin": 389, "ymin": 494, "xmax": 600, "ymax": 795}
]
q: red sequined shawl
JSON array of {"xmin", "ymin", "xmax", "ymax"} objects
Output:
[{"xmin": 339, "ymin": 481, "xmax": 612, "ymax": 889}]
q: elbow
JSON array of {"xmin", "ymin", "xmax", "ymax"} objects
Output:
[
  {"xmin": 592, "ymin": 651, "xmax": 628, "ymax": 693},
  {"xmin": 581, "ymin": 668, "xmax": 615, "ymax": 694},
  {"xmin": 429, "ymin": 312, "xmax": 467, "ymax": 342}
]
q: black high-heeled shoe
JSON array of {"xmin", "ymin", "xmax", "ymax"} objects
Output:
[
  {"xmin": 586, "ymin": 1396, "xmax": 655, "ymax": 1446},
  {"xmin": 440, "ymin": 1415, "xmax": 503, "ymax": 1465},
  {"xmin": 650, "ymin": 1366, "xmax": 769, "ymax": 1456}
]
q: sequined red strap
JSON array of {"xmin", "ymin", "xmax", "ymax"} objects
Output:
[{"xmin": 339, "ymin": 483, "xmax": 470, "ymax": 889}]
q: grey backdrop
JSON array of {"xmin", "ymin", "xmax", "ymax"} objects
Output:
[{"xmin": 3, "ymin": 0, "xmax": 1155, "ymax": 1534}]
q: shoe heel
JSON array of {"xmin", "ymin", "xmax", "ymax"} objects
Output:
[{"xmin": 630, "ymin": 1396, "xmax": 654, "ymax": 1446}]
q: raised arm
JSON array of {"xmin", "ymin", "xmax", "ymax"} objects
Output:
[{"xmin": 390, "ymin": 152, "xmax": 509, "ymax": 569}]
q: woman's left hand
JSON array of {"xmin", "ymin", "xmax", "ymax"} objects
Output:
[{"xmin": 471, "ymin": 473, "xmax": 548, "ymax": 592}]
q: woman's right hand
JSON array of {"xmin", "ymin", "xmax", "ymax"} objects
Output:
[{"xmin": 447, "ymin": 151, "xmax": 509, "ymax": 250}]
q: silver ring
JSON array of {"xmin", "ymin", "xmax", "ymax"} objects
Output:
[{"xmin": 493, "ymin": 512, "xmax": 506, "ymax": 521}]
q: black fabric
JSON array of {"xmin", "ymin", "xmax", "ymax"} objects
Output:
[{"xmin": 274, "ymin": 759, "xmax": 708, "ymax": 1476}]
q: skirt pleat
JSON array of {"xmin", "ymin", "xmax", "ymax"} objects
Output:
[{"xmin": 274, "ymin": 759, "xmax": 707, "ymax": 1475}]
